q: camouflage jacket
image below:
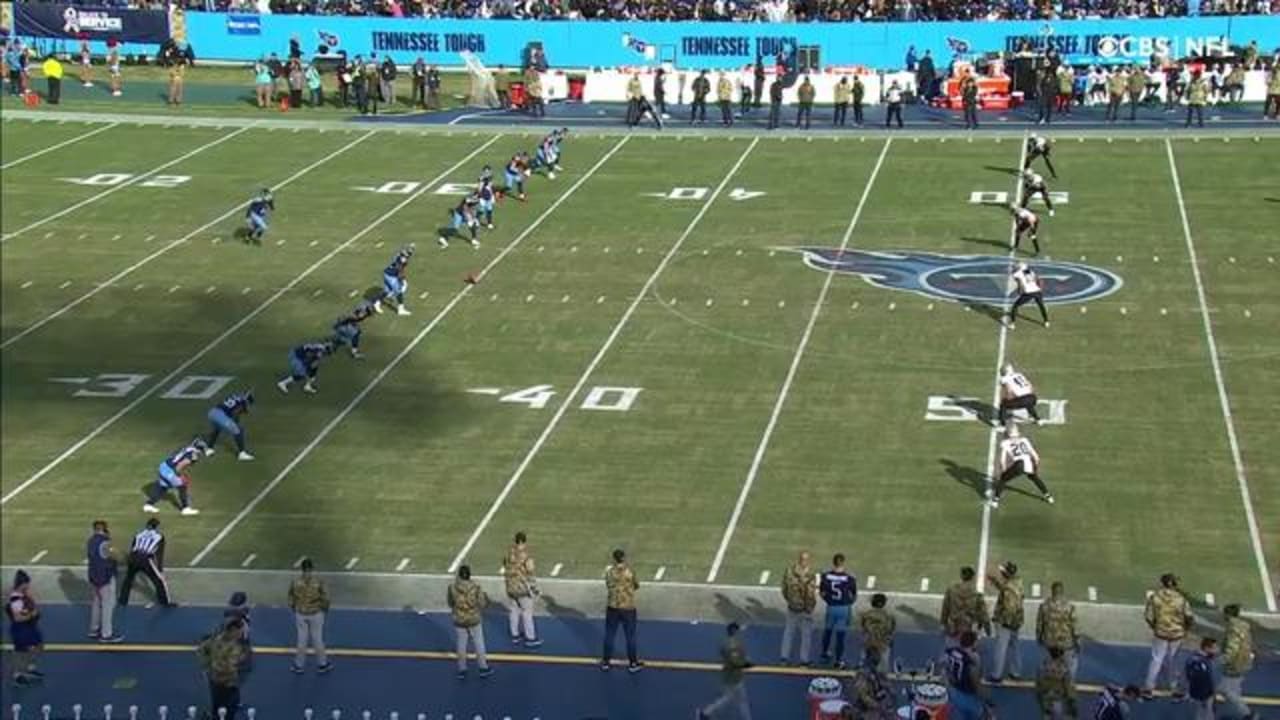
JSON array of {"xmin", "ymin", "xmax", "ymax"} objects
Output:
[
  {"xmin": 288, "ymin": 575, "xmax": 329, "ymax": 615},
  {"xmin": 197, "ymin": 632, "xmax": 244, "ymax": 687},
  {"xmin": 448, "ymin": 578, "xmax": 487, "ymax": 628},
  {"xmin": 1036, "ymin": 597, "xmax": 1078, "ymax": 650},
  {"xmin": 990, "ymin": 575, "xmax": 1025, "ymax": 630},
  {"xmin": 1127, "ymin": 70, "xmax": 1146, "ymax": 95},
  {"xmin": 859, "ymin": 607, "xmax": 896, "ymax": 652},
  {"xmin": 941, "ymin": 580, "xmax": 990, "ymax": 636},
  {"xmin": 1144, "ymin": 587, "xmax": 1192, "ymax": 641},
  {"xmin": 503, "ymin": 544, "xmax": 536, "ymax": 599},
  {"xmin": 1036, "ymin": 655, "xmax": 1077, "ymax": 712},
  {"xmin": 1221, "ymin": 616, "xmax": 1253, "ymax": 676},
  {"xmin": 780, "ymin": 561, "xmax": 817, "ymax": 614},
  {"xmin": 605, "ymin": 562, "xmax": 639, "ymax": 610},
  {"xmin": 851, "ymin": 668, "xmax": 892, "ymax": 712},
  {"xmin": 1107, "ymin": 72, "xmax": 1127, "ymax": 96}
]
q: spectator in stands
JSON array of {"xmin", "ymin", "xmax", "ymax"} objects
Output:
[
  {"xmin": 412, "ymin": 56, "xmax": 427, "ymax": 107},
  {"xmin": 254, "ymin": 57, "xmax": 273, "ymax": 109},
  {"xmin": 288, "ymin": 559, "xmax": 332, "ymax": 673},
  {"xmin": 448, "ymin": 564, "xmax": 493, "ymax": 678},
  {"xmin": 7, "ymin": 570, "xmax": 44, "ymax": 687},
  {"xmin": 1142, "ymin": 573, "xmax": 1193, "ymax": 701},
  {"xmin": 941, "ymin": 566, "xmax": 989, "ymax": 648},
  {"xmin": 503, "ymin": 531, "xmax": 542, "ymax": 648},
  {"xmin": 85, "ymin": 520, "xmax": 123, "ymax": 643},
  {"xmin": 818, "ymin": 553, "xmax": 856, "ymax": 669},
  {"xmin": 197, "ymin": 618, "xmax": 246, "ymax": 717},
  {"xmin": 602, "ymin": 549, "xmax": 643, "ymax": 672},
  {"xmin": 779, "ymin": 550, "xmax": 817, "ymax": 665},
  {"xmin": 695, "ymin": 622, "xmax": 753, "ymax": 720}
]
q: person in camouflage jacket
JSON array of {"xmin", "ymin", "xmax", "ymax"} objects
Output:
[
  {"xmin": 197, "ymin": 618, "xmax": 246, "ymax": 718},
  {"xmin": 1142, "ymin": 573, "xmax": 1193, "ymax": 699},
  {"xmin": 1037, "ymin": 581, "xmax": 1079, "ymax": 681},
  {"xmin": 779, "ymin": 550, "xmax": 817, "ymax": 665},
  {"xmin": 1218, "ymin": 604, "xmax": 1255, "ymax": 719},
  {"xmin": 448, "ymin": 564, "xmax": 492, "ymax": 678},
  {"xmin": 987, "ymin": 561, "xmax": 1025, "ymax": 683},
  {"xmin": 503, "ymin": 531, "xmax": 542, "ymax": 648},
  {"xmin": 941, "ymin": 566, "xmax": 990, "ymax": 645},
  {"xmin": 1036, "ymin": 646, "xmax": 1078, "ymax": 719},
  {"xmin": 859, "ymin": 593, "xmax": 896, "ymax": 672},
  {"xmin": 602, "ymin": 548, "xmax": 642, "ymax": 671}
]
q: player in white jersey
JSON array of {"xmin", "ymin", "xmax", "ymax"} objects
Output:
[
  {"xmin": 1020, "ymin": 169, "xmax": 1055, "ymax": 216},
  {"xmin": 1023, "ymin": 135, "xmax": 1057, "ymax": 179},
  {"xmin": 998, "ymin": 363, "xmax": 1043, "ymax": 426},
  {"xmin": 1010, "ymin": 205, "xmax": 1041, "ymax": 255},
  {"xmin": 1007, "ymin": 262, "xmax": 1049, "ymax": 329},
  {"xmin": 987, "ymin": 425, "xmax": 1053, "ymax": 508}
]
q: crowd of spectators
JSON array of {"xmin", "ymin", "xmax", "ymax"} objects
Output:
[{"xmin": 129, "ymin": 0, "xmax": 1277, "ymax": 20}]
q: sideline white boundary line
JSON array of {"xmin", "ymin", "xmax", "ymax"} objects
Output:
[
  {"xmin": 190, "ymin": 135, "xmax": 633, "ymax": 566},
  {"xmin": 447, "ymin": 137, "xmax": 761, "ymax": 574},
  {"xmin": 0, "ymin": 134, "xmax": 503, "ymax": 508},
  {"xmin": 0, "ymin": 121, "xmax": 118, "ymax": 170},
  {"xmin": 0, "ymin": 131, "xmax": 376, "ymax": 351},
  {"xmin": 975, "ymin": 134, "xmax": 1029, "ymax": 592},
  {"xmin": 705, "ymin": 137, "xmax": 893, "ymax": 583},
  {"xmin": 1, "ymin": 124, "xmax": 257, "ymax": 243},
  {"xmin": 1164, "ymin": 139, "xmax": 1276, "ymax": 612}
]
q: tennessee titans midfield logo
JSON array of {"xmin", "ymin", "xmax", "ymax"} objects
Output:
[{"xmin": 788, "ymin": 249, "xmax": 1122, "ymax": 305}]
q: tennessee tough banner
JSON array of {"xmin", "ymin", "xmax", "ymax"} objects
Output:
[{"xmin": 14, "ymin": 2, "xmax": 170, "ymax": 44}]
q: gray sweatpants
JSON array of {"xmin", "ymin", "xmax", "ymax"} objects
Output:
[
  {"xmin": 990, "ymin": 625, "xmax": 1023, "ymax": 679},
  {"xmin": 89, "ymin": 579, "xmax": 116, "ymax": 638},
  {"xmin": 702, "ymin": 681, "xmax": 751, "ymax": 720},
  {"xmin": 294, "ymin": 611, "xmax": 327, "ymax": 667},
  {"xmin": 456, "ymin": 624, "xmax": 488, "ymax": 671},
  {"xmin": 1218, "ymin": 675, "xmax": 1251, "ymax": 717},
  {"xmin": 780, "ymin": 610, "xmax": 813, "ymax": 663},
  {"xmin": 1144, "ymin": 637, "xmax": 1182, "ymax": 692}
]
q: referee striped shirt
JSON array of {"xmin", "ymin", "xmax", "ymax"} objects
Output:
[{"xmin": 131, "ymin": 528, "xmax": 164, "ymax": 557}]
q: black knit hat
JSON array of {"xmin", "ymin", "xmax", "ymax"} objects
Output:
[{"xmin": 13, "ymin": 569, "xmax": 31, "ymax": 588}]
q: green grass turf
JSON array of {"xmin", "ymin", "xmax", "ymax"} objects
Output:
[
  {"xmin": 1, "ymin": 63, "xmax": 477, "ymax": 118},
  {"xmin": 1, "ymin": 119, "xmax": 1277, "ymax": 612}
]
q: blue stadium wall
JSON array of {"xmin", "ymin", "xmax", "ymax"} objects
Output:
[{"xmin": 185, "ymin": 14, "xmax": 1279, "ymax": 69}]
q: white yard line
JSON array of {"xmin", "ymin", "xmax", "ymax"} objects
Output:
[
  {"xmin": 1, "ymin": 122, "xmax": 119, "ymax": 170},
  {"xmin": 704, "ymin": 137, "xmax": 892, "ymax": 583},
  {"xmin": 447, "ymin": 137, "xmax": 761, "ymax": 574},
  {"xmin": 0, "ymin": 135, "xmax": 502, "ymax": 508},
  {"xmin": 0, "ymin": 124, "xmax": 257, "ymax": 244},
  {"xmin": 0, "ymin": 131, "xmax": 375, "ymax": 351},
  {"xmin": 1165, "ymin": 139, "xmax": 1277, "ymax": 612},
  {"xmin": 975, "ymin": 135, "xmax": 1029, "ymax": 593},
  {"xmin": 188, "ymin": 136, "xmax": 632, "ymax": 566}
]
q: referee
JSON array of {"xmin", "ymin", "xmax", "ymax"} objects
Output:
[{"xmin": 118, "ymin": 518, "xmax": 175, "ymax": 607}]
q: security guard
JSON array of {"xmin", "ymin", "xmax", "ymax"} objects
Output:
[
  {"xmin": 779, "ymin": 550, "xmax": 817, "ymax": 665},
  {"xmin": 1126, "ymin": 64, "xmax": 1146, "ymax": 120},
  {"xmin": 767, "ymin": 78, "xmax": 783, "ymax": 130},
  {"xmin": 1036, "ymin": 581, "xmax": 1079, "ymax": 681},
  {"xmin": 716, "ymin": 71, "xmax": 734, "ymax": 126},
  {"xmin": 987, "ymin": 561, "xmax": 1025, "ymax": 683},
  {"xmin": 858, "ymin": 592, "xmax": 896, "ymax": 672},
  {"xmin": 1142, "ymin": 573, "xmax": 1193, "ymax": 700},
  {"xmin": 198, "ymin": 618, "xmax": 247, "ymax": 716},
  {"xmin": 626, "ymin": 73, "xmax": 644, "ymax": 126},
  {"xmin": 690, "ymin": 69, "xmax": 710, "ymax": 124},
  {"xmin": 795, "ymin": 75, "xmax": 815, "ymax": 129},
  {"xmin": 852, "ymin": 75, "xmax": 865, "ymax": 126},
  {"xmin": 1036, "ymin": 646, "xmax": 1078, "ymax": 719},
  {"xmin": 962, "ymin": 75, "xmax": 979, "ymax": 129},
  {"xmin": 940, "ymin": 566, "xmax": 990, "ymax": 646},
  {"xmin": 1185, "ymin": 71, "xmax": 1208, "ymax": 127},
  {"xmin": 1106, "ymin": 67, "xmax": 1126, "ymax": 122},
  {"xmin": 833, "ymin": 76, "xmax": 850, "ymax": 126},
  {"xmin": 1219, "ymin": 604, "xmax": 1255, "ymax": 719}
]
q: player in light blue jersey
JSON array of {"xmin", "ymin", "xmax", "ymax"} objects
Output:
[
  {"xmin": 276, "ymin": 341, "xmax": 335, "ymax": 394},
  {"xmin": 531, "ymin": 133, "xmax": 560, "ymax": 179},
  {"xmin": 204, "ymin": 390, "xmax": 255, "ymax": 461},
  {"xmin": 144, "ymin": 437, "xmax": 209, "ymax": 515},
  {"xmin": 502, "ymin": 153, "xmax": 530, "ymax": 202},
  {"xmin": 374, "ymin": 244, "xmax": 415, "ymax": 315},
  {"xmin": 332, "ymin": 301, "xmax": 375, "ymax": 359},
  {"xmin": 438, "ymin": 195, "xmax": 481, "ymax": 250},
  {"xmin": 244, "ymin": 188, "xmax": 275, "ymax": 243}
]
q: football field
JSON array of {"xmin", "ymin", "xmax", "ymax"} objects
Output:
[{"xmin": 2, "ymin": 115, "xmax": 1277, "ymax": 614}]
